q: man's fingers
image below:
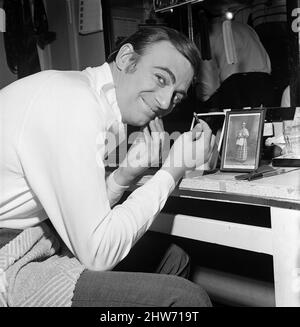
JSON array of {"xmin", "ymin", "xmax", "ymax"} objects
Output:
[
  {"xmin": 190, "ymin": 119, "xmax": 212, "ymax": 142},
  {"xmin": 149, "ymin": 117, "xmax": 165, "ymax": 151},
  {"xmin": 142, "ymin": 125, "xmax": 151, "ymax": 142},
  {"xmin": 210, "ymin": 134, "xmax": 216, "ymax": 151},
  {"xmin": 149, "ymin": 117, "xmax": 164, "ymax": 133},
  {"xmin": 155, "ymin": 118, "xmax": 166, "ymax": 152},
  {"xmin": 142, "ymin": 124, "xmax": 161, "ymax": 164},
  {"xmin": 191, "ymin": 120, "xmax": 205, "ymax": 140},
  {"xmin": 155, "ymin": 117, "xmax": 164, "ymax": 132}
]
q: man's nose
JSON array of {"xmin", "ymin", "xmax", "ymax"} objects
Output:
[{"xmin": 155, "ymin": 87, "xmax": 173, "ymax": 110}]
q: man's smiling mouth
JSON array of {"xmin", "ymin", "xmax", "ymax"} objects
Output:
[{"xmin": 141, "ymin": 97, "xmax": 157, "ymax": 117}]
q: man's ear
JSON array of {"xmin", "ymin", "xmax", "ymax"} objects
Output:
[{"xmin": 115, "ymin": 43, "xmax": 135, "ymax": 71}]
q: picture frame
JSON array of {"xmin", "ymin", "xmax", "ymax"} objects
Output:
[
  {"xmin": 190, "ymin": 111, "xmax": 228, "ymax": 172},
  {"xmin": 220, "ymin": 110, "xmax": 265, "ymax": 172}
]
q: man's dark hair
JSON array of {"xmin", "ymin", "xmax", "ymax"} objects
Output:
[{"xmin": 107, "ymin": 26, "xmax": 201, "ymax": 80}]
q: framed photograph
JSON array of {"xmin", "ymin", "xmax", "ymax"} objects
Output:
[
  {"xmin": 190, "ymin": 111, "xmax": 227, "ymax": 172},
  {"xmin": 220, "ymin": 110, "xmax": 265, "ymax": 172}
]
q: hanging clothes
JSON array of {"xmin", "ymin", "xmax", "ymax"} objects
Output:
[
  {"xmin": 196, "ymin": 9, "xmax": 211, "ymax": 60},
  {"xmin": 33, "ymin": 0, "xmax": 56, "ymax": 49},
  {"xmin": 0, "ymin": 0, "xmax": 5, "ymax": 32},
  {"xmin": 3, "ymin": 0, "xmax": 55, "ymax": 79}
]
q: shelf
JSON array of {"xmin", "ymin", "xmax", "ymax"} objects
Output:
[{"xmin": 153, "ymin": 0, "xmax": 204, "ymax": 13}]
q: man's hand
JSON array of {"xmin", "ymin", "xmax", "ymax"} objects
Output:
[
  {"xmin": 161, "ymin": 120, "xmax": 213, "ymax": 182},
  {"xmin": 114, "ymin": 117, "xmax": 165, "ymax": 186}
]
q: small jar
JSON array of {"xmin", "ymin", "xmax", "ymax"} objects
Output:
[{"xmin": 283, "ymin": 108, "xmax": 300, "ymax": 156}]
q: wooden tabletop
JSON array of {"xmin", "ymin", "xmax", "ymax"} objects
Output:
[{"xmin": 136, "ymin": 168, "xmax": 300, "ymax": 210}]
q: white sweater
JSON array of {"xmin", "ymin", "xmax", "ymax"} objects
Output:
[{"xmin": 0, "ymin": 63, "xmax": 175, "ymax": 271}]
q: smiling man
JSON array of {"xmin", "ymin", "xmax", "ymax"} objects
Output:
[
  {"xmin": 0, "ymin": 26, "xmax": 212, "ymax": 307},
  {"xmin": 111, "ymin": 40, "xmax": 193, "ymax": 126}
]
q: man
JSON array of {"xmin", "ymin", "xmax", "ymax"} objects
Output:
[{"xmin": 0, "ymin": 27, "xmax": 212, "ymax": 306}]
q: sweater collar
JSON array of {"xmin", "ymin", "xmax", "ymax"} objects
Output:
[
  {"xmin": 84, "ymin": 63, "xmax": 125, "ymax": 141},
  {"xmin": 84, "ymin": 63, "xmax": 123, "ymax": 127}
]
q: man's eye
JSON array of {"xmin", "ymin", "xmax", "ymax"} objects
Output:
[{"xmin": 155, "ymin": 74, "xmax": 166, "ymax": 86}]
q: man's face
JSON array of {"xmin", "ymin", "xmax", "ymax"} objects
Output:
[{"xmin": 115, "ymin": 40, "xmax": 194, "ymax": 126}]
